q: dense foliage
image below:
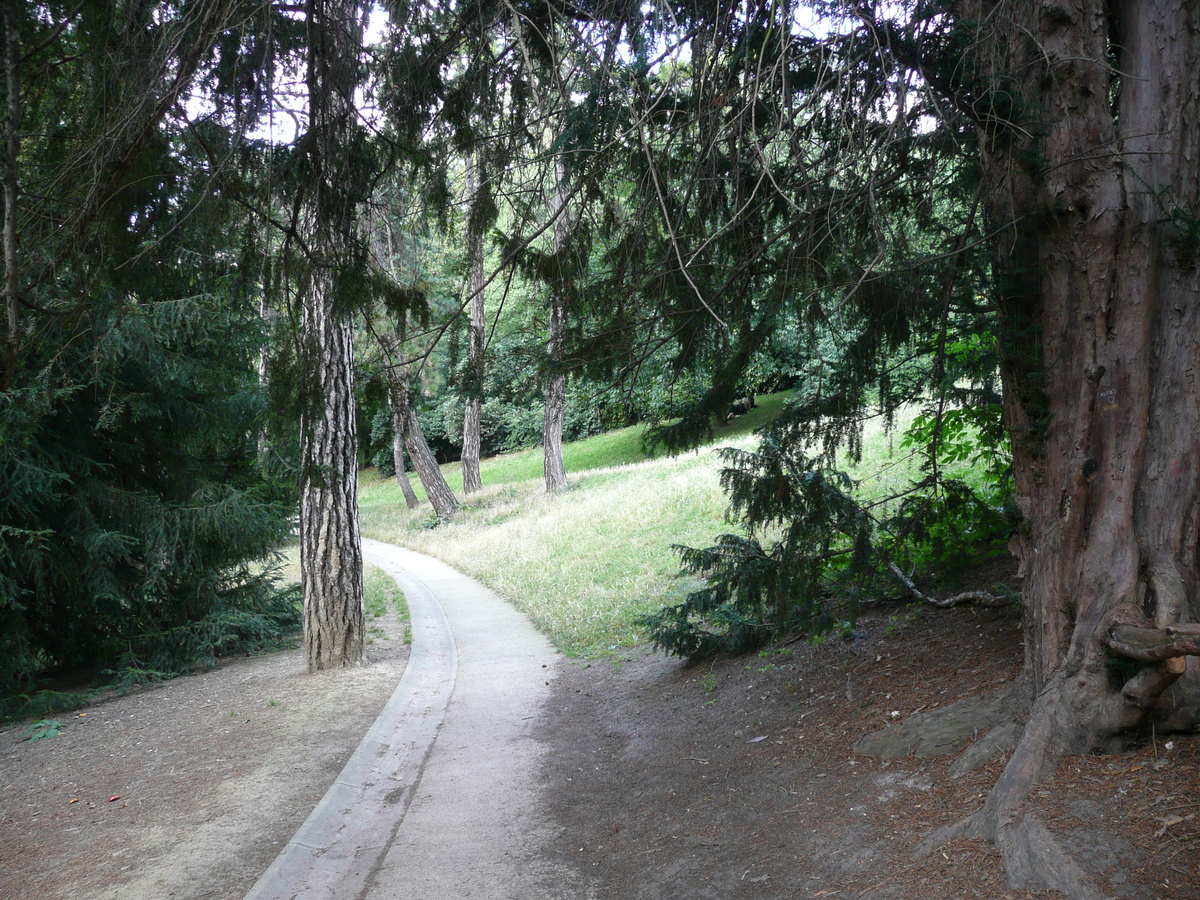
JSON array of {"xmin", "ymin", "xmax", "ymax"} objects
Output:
[
  {"xmin": 0, "ymin": 1, "xmax": 301, "ymax": 700},
  {"xmin": 0, "ymin": 1, "xmax": 1184, "ymax": 889}
]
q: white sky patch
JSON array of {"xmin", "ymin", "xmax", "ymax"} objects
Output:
[{"xmin": 237, "ymin": 3, "xmax": 390, "ymax": 145}]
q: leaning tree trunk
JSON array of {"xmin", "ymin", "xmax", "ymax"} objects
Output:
[
  {"xmin": 385, "ymin": 363, "xmax": 458, "ymax": 517},
  {"xmin": 297, "ymin": 0, "xmax": 366, "ymax": 672},
  {"xmin": 461, "ymin": 151, "xmax": 487, "ymax": 496},
  {"xmin": 390, "ymin": 405, "xmax": 420, "ymax": 509},
  {"xmin": 934, "ymin": 3, "xmax": 1200, "ymax": 893}
]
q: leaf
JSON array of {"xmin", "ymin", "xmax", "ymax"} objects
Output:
[{"xmin": 21, "ymin": 719, "xmax": 63, "ymax": 741}]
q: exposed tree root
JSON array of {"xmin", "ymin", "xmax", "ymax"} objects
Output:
[
  {"xmin": 1108, "ymin": 624, "xmax": 1200, "ymax": 662},
  {"xmin": 925, "ymin": 806, "xmax": 1104, "ymax": 899},
  {"xmin": 994, "ymin": 813, "xmax": 1100, "ymax": 898},
  {"xmin": 920, "ymin": 653, "xmax": 1200, "ymax": 897},
  {"xmin": 919, "ymin": 674, "xmax": 1111, "ymax": 899}
]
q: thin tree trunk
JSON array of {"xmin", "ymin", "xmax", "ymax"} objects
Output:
[
  {"xmin": 461, "ymin": 151, "xmax": 487, "ymax": 495},
  {"xmin": 298, "ymin": 0, "xmax": 366, "ymax": 672},
  {"xmin": 257, "ymin": 291, "xmax": 271, "ymax": 463},
  {"xmin": 543, "ymin": 290, "xmax": 568, "ymax": 493},
  {"xmin": 390, "ymin": 398, "xmax": 420, "ymax": 509},
  {"xmin": 543, "ymin": 171, "xmax": 571, "ymax": 494},
  {"xmin": 386, "ymin": 363, "xmax": 457, "ymax": 517},
  {"xmin": 2, "ymin": 4, "xmax": 18, "ymax": 391},
  {"xmin": 930, "ymin": 4, "xmax": 1200, "ymax": 892}
]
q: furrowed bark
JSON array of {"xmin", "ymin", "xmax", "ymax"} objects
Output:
[
  {"xmin": 926, "ymin": 2, "xmax": 1200, "ymax": 893},
  {"xmin": 298, "ymin": 0, "xmax": 367, "ymax": 672},
  {"xmin": 300, "ymin": 297, "xmax": 364, "ymax": 671}
]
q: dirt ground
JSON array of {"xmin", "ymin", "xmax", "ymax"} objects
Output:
[
  {"xmin": 0, "ymin": 600, "xmax": 411, "ymax": 900},
  {"xmin": 2, "ymin": 592, "xmax": 1198, "ymax": 899},
  {"xmin": 540, "ymin": 604, "xmax": 1199, "ymax": 899}
]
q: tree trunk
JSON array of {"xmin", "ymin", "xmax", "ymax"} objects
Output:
[
  {"xmin": 390, "ymin": 393, "xmax": 421, "ymax": 509},
  {"xmin": 543, "ymin": 291, "xmax": 568, "ymax": 493},
  {"xmin": 386, "ymin": 363, "xmax": 458, "ymax": 517},
  {"xmin": 935, "ymin": 3, "xmax": 1200, "ymax": 892},
  {"xmin": 257, "ymin": 291, "xmax": 272, "ymax": 464},
  {"xmin": 2, "ymin": 3, "xmax": 18, "ymax": 392},
  {"xmin": 543, "ymin": 171, "xmax": 571, "ymax": 494},
  {"xmin": 461, "ymin": 151, "xmax": 487, "ymax": 496},
  {"xmin": 298, "ymin": 0, "xmax": 366, "ymax": 672}
]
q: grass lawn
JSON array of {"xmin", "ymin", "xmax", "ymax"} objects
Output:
[
  {"xmin": 359, "ymin": 391, "xmax": 933, "ymax": 658},
  {"xmin": 358, "ymin": 392, "xmax": 999, "ymax": 658}
]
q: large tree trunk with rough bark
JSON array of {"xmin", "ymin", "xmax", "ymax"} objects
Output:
[
  {"xmin": 933, "ymin": 3, "xmax": 1200, "ymax": 893},
  {"xmin": 298, "ymin": 0, "xmax": 366, "ymax": 672},
  {"xmin": 461, "ymin": 152, "xmax": 487, "ymax": 496},
  {"xmin": 385, "ymin": 362, "xmax": 458, "ymax": 517}
]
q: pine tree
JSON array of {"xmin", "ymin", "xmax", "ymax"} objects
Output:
[
  {"xmin": 295, "ymin": 0, "xmax": 368, "ymax": 671},
  {"xmin": 0, "ymin": 0, "xmax": 300, "ymax": 690}
]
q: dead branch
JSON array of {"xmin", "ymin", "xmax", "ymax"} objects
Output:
[{"xmin": 887, "ymin": 561, "xmax": 1013, "ymax": 609}]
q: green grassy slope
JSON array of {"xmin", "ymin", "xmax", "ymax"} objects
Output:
[
  {"xmin": 359, "ymin": 391, "xmax": 789, "ymax": 500},
  {"xmin": 358, "ymin": 392, "xmax": 939, "ymax": 658}
]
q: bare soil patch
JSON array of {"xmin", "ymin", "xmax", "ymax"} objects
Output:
[
  {"xmin": 2, "ymin": 592, "xmax": 1197, "ymax": 899},
  {"xmin": 0, "ymin": 602, "xmax": 409, "ymax": 900},
  {"xmin": 538, "ymin": 603, "xmax": 1200, "ymax": 899}
]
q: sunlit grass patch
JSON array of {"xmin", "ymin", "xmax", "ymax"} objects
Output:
[
  {"xmin": 360, "ymin": 391, "xmax": 793, "ymax": 502},
  {"xmin": 274, "ymin": 542, "xmax": 302, "ymax": 592},
  {"xmin": 364, "ymin": 565, "xmax": 392, "ymax": 618},
  {"xmin": 357, "ymin": 392, "xmax": 991, "ymax": 658},
  {"xmin": 360, "ymin": 442, "xmax": 749, "ymax": 657}
]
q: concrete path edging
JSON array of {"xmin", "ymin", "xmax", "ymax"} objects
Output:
[{"xmin": 244, "ymin": 539, "xmax": 576, "ymax": 900}]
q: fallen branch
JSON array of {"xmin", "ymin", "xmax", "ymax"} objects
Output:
[{"xmin": 887, "ymin": 561, "xmax": 1013, "ymax": 609}]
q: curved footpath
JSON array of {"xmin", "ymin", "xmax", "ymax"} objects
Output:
[{"xmin": 244, "ymin": 539, "xmax": 582, "ymax": 900}]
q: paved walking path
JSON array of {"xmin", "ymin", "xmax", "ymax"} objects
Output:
[{"xmin": 244, "ymin": 539, "xmax": 580, "ymax": 900}]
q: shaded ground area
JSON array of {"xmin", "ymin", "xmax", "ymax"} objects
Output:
[
  {"xmin": 539, "ymin": 603, "xmax": 1200, "ymax": 899},
  {"xmin": 2, "ymin": 587, "xmax": 1197, "ymax": 899}
]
